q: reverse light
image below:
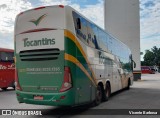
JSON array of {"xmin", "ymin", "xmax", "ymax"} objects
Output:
[{"xmin": 59, "ymin": 67, "xmax": 72, "ymax": 92}]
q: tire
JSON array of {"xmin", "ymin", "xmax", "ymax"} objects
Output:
[
  {"xmin": 12, "ymin": 81, "xmax": 15, "ymax": 90},
  {"xmin": 1, "ymin": 87, "xmax": 7, "ymax": 91},
  {"xmin": 103, "ymin": 83, "xmax": 110, "ymax": 101},
  {"xmin": 13, "ymin": 85, "xmax": 15, "ymax": 90},
  {"xmin": 94, "ymin": 85, "xmax": 102, "ymax": 106},
  {"xmin": 126, "ymin": 79, "xmax": 130, "ymax": 90}
]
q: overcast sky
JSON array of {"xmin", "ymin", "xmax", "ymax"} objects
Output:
[{"xmin": 0, "ymin": 0, "xmax": 160, "ymax": 60}]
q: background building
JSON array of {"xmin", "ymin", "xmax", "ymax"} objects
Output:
[{"xmin": 104, "ymin": 0, "xmax": 141, "ymax": 80}]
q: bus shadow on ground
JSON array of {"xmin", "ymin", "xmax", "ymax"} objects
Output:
[
  {"xmin": 140, "ymin": 79, "xmax": 160, "ymax": 82},
  {"xmin": 42, "ymin": 89, "xmax": 129, "ymax": 117},
  {"xmin": 110, "ymin": 87, "xmax": 129, "ymax": 98}
]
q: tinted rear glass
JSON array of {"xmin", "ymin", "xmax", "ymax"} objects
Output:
[{"xmin": 0, "ymin": 52, "xmax": 14, "ymax": 62}]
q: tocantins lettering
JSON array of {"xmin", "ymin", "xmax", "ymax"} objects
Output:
[{"xmin": 23, "ymin": 38, "xmax": 55, "ymax": 47}]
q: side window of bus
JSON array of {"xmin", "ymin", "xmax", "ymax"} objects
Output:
[
  {"xmin": 76, "ymin": 18, "xmax": 81, "ymax": 29},
  {"xmin": 104, "ymin": 33, "xmax": 109, "ymax": 51},
  {"xmin": 108, "ymin": 36, "xmax": 113, "ymax": 53},
  {"xmin": 114, "ymin": 39, "xmax": 119, "ymax": 56},
  {"xmin": 0, "ymin": 52, "xmax": 1, "ymax": 62},
  {"xmin": 87, "ymin": 22, "xmax": 99, "ymax": 48},
  {"xmin": 0, "ymin": 52, "xmax": 7, "ymax": 62},
  {"xmin": 98, "ymin": 29, "xmax": 108, "ymax": 52},
  {"xmin": 73, "ymin": 12, "xmax": 88, "ymax": 45},
  {"xmin": 0, "ymin": 52, "xmax": 14, "ymax": 62}
]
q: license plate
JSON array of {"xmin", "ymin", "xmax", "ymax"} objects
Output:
[{"xmin": 34, "ymin": 96, "xmax": 43, "ymax": 100}]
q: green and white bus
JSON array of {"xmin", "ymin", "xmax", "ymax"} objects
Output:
[{"xmin": 14, "ymin": 5, "xmax": 135, "ymax": 106}]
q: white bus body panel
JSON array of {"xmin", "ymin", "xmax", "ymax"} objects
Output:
[{"xmin": 15, "ymin": 6, "xmax": 65, "ymax": 35}]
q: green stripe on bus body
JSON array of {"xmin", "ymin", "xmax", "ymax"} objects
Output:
[
  {"xmin": 65, "ymin": 37, "xmax": 94, "ymax": 82},
  {"xmin": 65, "ymin": 53, "xmax": 96, "ymax": 86},
  {"xmin": 64, "ymin": 30, "xmax": 97, "ymax": 85},
  {"xmin": 65, "ymin": 37, "xmax": 87, "ymax": 64}
]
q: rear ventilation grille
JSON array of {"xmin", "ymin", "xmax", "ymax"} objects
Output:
[{"xmin": 19, "ymin": 48, "xmax": 60, "ymax": 61}]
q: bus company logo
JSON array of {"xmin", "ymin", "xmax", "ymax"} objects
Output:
[
  {"xmin": 0, "ymin": 64, "xmax": 15, "ymax": 70},
  {"xmin": 29, "ymin": 14, "xmax": 47, "ymax": 26},
  {"xmin": 8, "ymin": 63, "xmax": 15, "ymax": 69},
  {"xmin": 23, "ymin": 38, "xmax": 55, "ymax": 47},
  {"xmin": 0, "ymin": 65, "xmax": 7, "ymax": 70}
]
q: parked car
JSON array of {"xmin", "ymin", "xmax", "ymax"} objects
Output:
[
  {"xmin": 141, "ymin": 66, "xmax": 155, "ymax": 74},
  {"xmin": 150, "ymin": 66, "xmax": 158, "ymax": 73}
]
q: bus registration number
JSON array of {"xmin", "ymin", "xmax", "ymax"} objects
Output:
[{"xmin": 34, "ymin": 95, "xmax": 43, "ymax": 100}]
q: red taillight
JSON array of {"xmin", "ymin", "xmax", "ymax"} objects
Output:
[
  {"xmin": 15, "ymin": 69, "xmax": 22, "ymax": 91},
  {"xmin": 34, "ymin": 6, "xmax": 46, "ymax": 10},
  {"xmin": 59, "ymin": 67, "xmax": 72, "ymax": 92},
  {"xmin": 59, "ymin": 5, "xmax": 64, "ymax": 8}
]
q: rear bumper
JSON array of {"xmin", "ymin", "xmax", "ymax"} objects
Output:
[{"xmin": 16, "ymin": 89, "xmax": 75, "ymax": 106}]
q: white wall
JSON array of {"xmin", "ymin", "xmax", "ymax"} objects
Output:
[{"xmin": 104, "ymin": 0, "xmax": 140, "ymax": 73}]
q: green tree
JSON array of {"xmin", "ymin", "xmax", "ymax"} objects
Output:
[{"xmin": 143, "ymin": 46, "xmax": 160, "ymax": 66}]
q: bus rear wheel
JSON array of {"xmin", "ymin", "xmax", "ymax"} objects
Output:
[
  {"xmin": 1, "ymin": 87, "xmax": 7, "ymax": 91},
  {"xmin": 12, "ymin": 81, "xmax": 15, "ymax": 90},
  {"xmin": 126, "ymin": 79, "xmax": 130, "ymax": 90},
  {"xmin": 103, "ymin": 83, "xmax": 111, "ymax": 101},
  {"xmin": 94, "ymin": 85, "xmax": 102, "ymax": 106}
]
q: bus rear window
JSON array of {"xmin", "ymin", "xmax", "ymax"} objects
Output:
[{"xmin": 0, "ymin": 52, "xmax": 14, "ymax": 62}]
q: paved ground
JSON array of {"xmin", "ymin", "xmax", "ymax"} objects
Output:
[{"xmin": 0, "ymin": 73, "xmax": 160, "ymax": 118}]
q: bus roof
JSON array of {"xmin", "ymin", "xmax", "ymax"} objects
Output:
[
  {"xmin": 16, "ymin": 5, "xmax": 65, "ymax": 17},
  {"xmin": 15, "ymin": 5, "xmax": 131, "ymax": 53},
  {"xmin": 0, "ymin": 48, "xmax": 14, "ymax": 52}
]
